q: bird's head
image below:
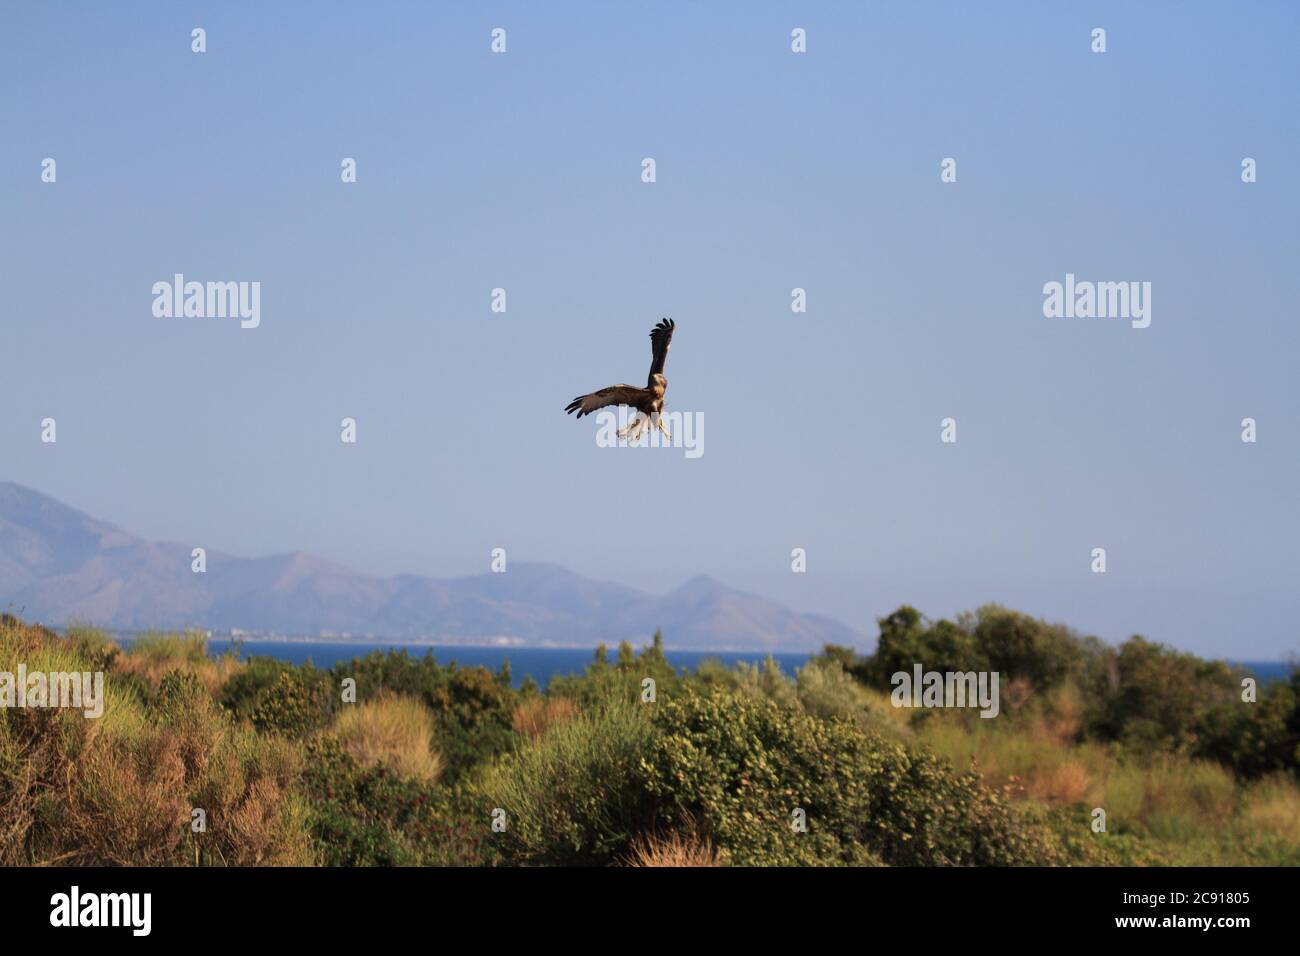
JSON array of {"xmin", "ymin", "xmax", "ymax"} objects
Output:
[{"xmin": 652, "ymin": 373, "xmax": 667, "ymax": 387}]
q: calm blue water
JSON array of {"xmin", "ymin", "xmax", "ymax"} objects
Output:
[
  {"xmin": 201, "ymin": 639, "xmax": 813, "ymax": 689},
  {"xmin": 1229, "ymin": 661, "xmax": 1294, "ymax": 684},
  {"xmin": 121, "ymin": 635, "xmax": 1293, "ymax": 691}
]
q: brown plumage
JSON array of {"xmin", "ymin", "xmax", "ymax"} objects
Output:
[{"xmin": 565, "ymin": 319, "xmax": 675, "ymax": 438}]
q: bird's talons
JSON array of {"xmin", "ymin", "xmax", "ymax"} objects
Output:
[{"xmin": 618, "ymin": 415, "xmax": 649, "ymax": 442}]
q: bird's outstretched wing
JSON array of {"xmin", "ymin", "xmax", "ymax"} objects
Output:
[
  {"xmin": 648, "ymin": 317, "xmax": 674, "ymax": 379},
  {"xmin": 565, "ymin": 384, "xmax": 648, "ymax": 418}
]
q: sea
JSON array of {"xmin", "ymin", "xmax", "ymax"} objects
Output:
[
  {"xmin": 137, "ymin": 636, "xmax": 1292, "ymax": 691},
  {"xmin": 198, "ymin": 639, "xmax": 813, "ymax": 689}
]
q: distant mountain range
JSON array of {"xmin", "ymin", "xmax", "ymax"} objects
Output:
[{"xmin": 0, "ymin": 481, "xmax": 861, "ymax": 651}]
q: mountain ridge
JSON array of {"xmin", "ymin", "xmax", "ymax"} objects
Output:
[{"xmin": 0, "ymin": 481, "xmax": 861, "ymax": 651}]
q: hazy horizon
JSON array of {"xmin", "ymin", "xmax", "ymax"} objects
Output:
[
  {"xmin": 5, "ymin": 2, "xmax": 1298, "ymax": 658},
  {"xmin": 4, "ymin": 475, "xmax": 1297, "ymax": 661}
]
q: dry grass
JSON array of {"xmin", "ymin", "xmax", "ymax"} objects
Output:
[
  {"xmin": 909, "ymin": 686, "xmax": 1297, "ymax": 862},
  {"xmin": 0, "ymin": 618, "xmax": 310, "ymax": 866},
  {"xmin": 1024, "ymin": 759, "xmax": 1091, "ymax": 804},
  {"xmin": 1240, "ymin": 775, "xmax": 1300, "ymax": 848},
  {"xmin": 916, "ymin": 683, "xmax": 1108, "ymax": 808},
  {"xmin": 1100, "ymin": 754, "xmax": 1237, "ymax": 836},
  {"xmin": 1, "ymin": 700, "xmax": 310, "ymax": 866},
  {"xmin": 1033, "ymin": 683, "xmax": 1083, "ymax": 745},
  {"xmin": 330, "ymin": 695, "xmax": 442, "ymax": 783},
  {"xmin": 512, "ymin": 696, "xmax": 579, "ymax": 739},
  {"xmin": 623, "ymin": 830, "xmax": 722, "ymax": 867},
  {"xmin": 116, "ymin": 631, "xmax": 243, "ymax": 696},
  {"xmin": 919, "ymin": 711, "xmax": 1096, "ymax": 802}
]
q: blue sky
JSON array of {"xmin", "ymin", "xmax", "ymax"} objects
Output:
[{"xmin": 3, "ymin": 2, "xmax": 1298, "ymax": 657}]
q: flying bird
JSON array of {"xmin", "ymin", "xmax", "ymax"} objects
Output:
[{"xmin": 565, "ymin": 318, "xmax": 676, "ymax": 441}]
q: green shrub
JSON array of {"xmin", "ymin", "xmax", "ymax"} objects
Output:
[
  {"xmin": 545, "ymin": 632, "xmax": 683, "ymax": 710},
  {"xmin": 962, "ymin": 605, "xmax": 1085, "ymax": 692},
  {"xmin": 1087, "ymin": 636, "xmax": 1241, "ymax": 752},
  {"xmin": 642, "ymin": 689, "xmax": 1062, "ymax": 866},
  {"xmin": 796, "ymin": 657, "xmax": 906, "ymax": 738},
  {"xmin": 421, "ymin": 666, "xmax": 517, "ymax": 780},
  {"xmin": 735, "ymin": 655, "xmax": 801, "ymax": 709},
  {"xmin": 864, "ymin": 740, "xmax": 1062, "ymax": 866},
  {"xmin": 863, "ymin": 604, "xmax": 1090, "ymax": 695},
  {"xmin": 641, "ymin": 690, "xmax": 876, "ymax": 865},
  {"xmin": 478, "ymin": 699, "xmax": 656, "ymax": 865},
  {"xmin": 1196, "ymin": 675, "xmax": 1299, "ymax": 779},
  {"xmin": 220, "ymin": 657, "xmax": 303, "ymax": 721},
  {"xmin": 301, "ymin": 737, "xmax": 486, "ymax": 866},
  {"xmin": 251, "ymin": 670, "xmax": 334, "ymax": 738}
]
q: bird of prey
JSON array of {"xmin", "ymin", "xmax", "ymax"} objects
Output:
[{"xmin": 565, "ymin": 318, "xmax": 676, "ymax": 441}]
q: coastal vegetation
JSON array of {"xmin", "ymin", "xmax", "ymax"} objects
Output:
[{"xmin": 1, "ymin": 607, "xmax": 1296, "ymax": 866}]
